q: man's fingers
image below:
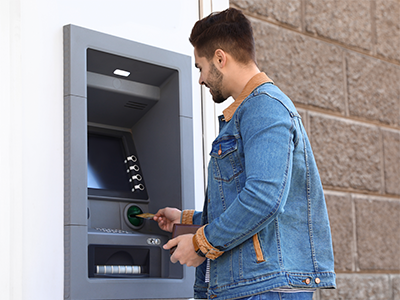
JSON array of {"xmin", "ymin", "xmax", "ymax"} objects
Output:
[
  {"xmin": 163, "ymin": 237, "xmax": 178, "ymax": 250},
  {"xmin": 164, "ymin": 237, "xmax": 181, "ymax": 264},
  {"xmin": 163, "ymin": 234, "xmax": 205, "ymax": 267}
]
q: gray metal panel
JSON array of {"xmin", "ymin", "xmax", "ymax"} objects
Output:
[
  {"xmin": 63, "ymin": 26, "xmax": 87, "ymax": 98},
  {"xmin": 87, "ymin": 86, "xmax": 158, "ymax": 128},
  {"xmin": 180, "ymin": 116, "xmax": 195, "ymax": 211},
  {"xmin": 64, "ymin": 95, "xmax": 88, "ymax": 226},
  {"xmin": 88, "ymin": 200, "xmax": 121, "ymax": 229},
  {"xmin": 87, "ymin": 72, "xmax": 161, "ymax": 100},
  {"xmin": 131, "ymin": 71, "xmax": 183, "ymax": 215},
  {"xmin": 177, "ymin": 55, "xmax": 194, "ymax": 119},
  {"xmin": 64, "ymin": 225, "xmax": 88, "ymax": 300},
  {"xmin": 87, "ymin": 48, "xmax": 176, "ymax": 87}
]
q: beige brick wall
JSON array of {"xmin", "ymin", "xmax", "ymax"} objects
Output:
[{"xmin": 230, "ymin": 0, "xmax": 400, "ymax": 299}]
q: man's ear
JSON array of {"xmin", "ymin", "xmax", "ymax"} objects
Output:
[{"xmin": 214, "ymin": 49, "xmax": 227, "ymax": 68}]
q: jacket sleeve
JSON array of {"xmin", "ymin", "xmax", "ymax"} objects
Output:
[{"xmin": 195, "ymin": 93, "xmax": 296, "ymax": 258}]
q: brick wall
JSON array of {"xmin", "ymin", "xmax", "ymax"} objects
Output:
[{"xmin": 230, "ymin": 0, "xmax": 400, "ymax": 299}]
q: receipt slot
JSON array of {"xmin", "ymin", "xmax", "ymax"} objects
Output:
[{"xmin": 64, "ymin": 25, "xmax": 195, "ymax": 299}]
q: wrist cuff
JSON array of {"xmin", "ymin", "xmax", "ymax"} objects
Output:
[
  {"xmin": 192, "ymin": 234, "xmax": 206, "ymax": 257},
  {"xmin": 194, "ymin": 225, "xmax": 224, "ymax": 260},
  {"xmin": 181, "ymin": 210, "xmax": 195, "ymax": 224}
]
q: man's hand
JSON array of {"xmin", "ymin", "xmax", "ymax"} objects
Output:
[
  {"xmin": 163, "ymin": 234, "xmax": 206, "ymax": 267},
  {"xmin": 153, "ymin": 207, "xmax": 182, "ymax": 232}
]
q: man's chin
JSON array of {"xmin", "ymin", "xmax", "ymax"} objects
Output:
[
  {"xmin": 213, "ymin": 97, "xmax": 227, "ymax": 104},
  {"xmin": 211, "ymin": 91, "xmax": 227, "ymax": 104}
]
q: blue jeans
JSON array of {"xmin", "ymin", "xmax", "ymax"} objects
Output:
[{"xmin": 240, "ymin": 291, "xmax": 314, "ymax": 300}]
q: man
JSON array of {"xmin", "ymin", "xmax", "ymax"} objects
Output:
[{"xmin": 154, "ymin": 8, "xmax": 336, "ymax": 300}]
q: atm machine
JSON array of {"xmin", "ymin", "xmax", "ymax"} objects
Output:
[{"xmin": 63, "ymin": 25, "xmax": 195, "ymax": 299}]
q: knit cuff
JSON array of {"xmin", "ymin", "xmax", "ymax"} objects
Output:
[
  {"xmin": 181, "ymin": 209, "xmax": 195, "ymax": 225},
  {"xmin": 194, "ymin": 225, "xmax": 224, "ymax": 260}
]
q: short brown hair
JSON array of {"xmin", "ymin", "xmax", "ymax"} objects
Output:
[{"xmin": 189, "ymin": 8, "xmax": 256, "ymax": 64}]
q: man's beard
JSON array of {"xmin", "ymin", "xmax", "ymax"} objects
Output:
[{"xmin": 208, "ymin": 63, "xmax": 227, "ymax": 104}]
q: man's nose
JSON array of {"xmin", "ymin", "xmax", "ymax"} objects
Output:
[{"xmin": 198, "ymin": 73, "xmax": 205, "ymax": 86}]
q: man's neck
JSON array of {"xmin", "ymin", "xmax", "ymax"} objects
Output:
[{"xmin": 226, "ymin": 63, "xmax": 261, "ymax": 100}]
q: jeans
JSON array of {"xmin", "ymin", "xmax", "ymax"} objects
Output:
[{"xmin": 240, "ymin": 291, "xmax": 314, "ymax": 300}]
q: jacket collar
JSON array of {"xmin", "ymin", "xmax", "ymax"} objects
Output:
[{"xmin": 223, "ymin": 72, "xmax": 273, "ymax": 122}]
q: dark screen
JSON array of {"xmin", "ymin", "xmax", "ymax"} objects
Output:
[{"xmin": 88, "ymin": 134, "xmax": 131, "ymax": 192}]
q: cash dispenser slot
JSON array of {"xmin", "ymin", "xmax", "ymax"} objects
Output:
[{"xmin": 88, "ymin": 245, "xmax": 161, "ymax": 278}]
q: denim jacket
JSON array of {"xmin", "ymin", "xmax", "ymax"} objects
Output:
[{"xmin": 183, "ymin": 75, "xmax": 336, "ymax": 300}]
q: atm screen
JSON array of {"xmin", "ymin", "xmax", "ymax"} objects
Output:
[
  {"xmin": 87, "ymin": 131, "xmax": 148, "ymax": 200},
  {"xmin": 88, "ymin": 133, "xmax": 131, "ymax": 192}
]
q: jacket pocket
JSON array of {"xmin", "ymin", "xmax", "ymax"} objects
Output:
[
  {"xmin": 252, "ymin": 234, "xmax": 265, "ymax": 263},
  {"xmin": 210, "ymin": 136, "xmax": 243, "ymax": 182}
]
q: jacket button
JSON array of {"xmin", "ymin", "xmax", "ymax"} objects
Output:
[
  {"xmin": 305, "ymin": 278, "xmax": 311, "ymax": 284},
  {"xmin": 315, "ymin": 278, "xmax": 321, "ymax": 284}
]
